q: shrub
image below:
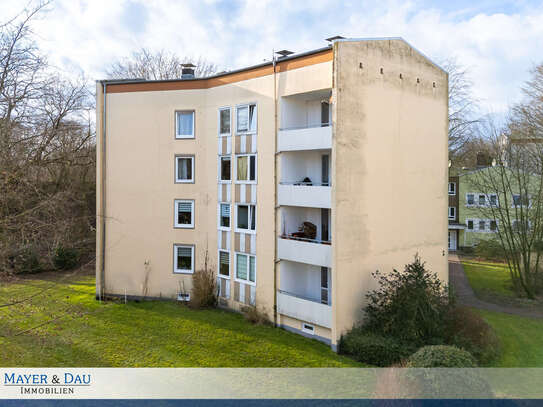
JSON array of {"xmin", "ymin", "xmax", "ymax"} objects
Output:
[
  {"xmin": 189, "ymin": 253, "xmax": 217, "ymax": 309},
  {"xmin": 473, "ymin": 239, "xmax": 507, "ymax": 261},
  {"xmin": 363, "ymin": 254, "xmax": 453, "ymax": 345},
  {"xmin": 406, "ymin": 345, "xmax": 477, "ymax": 367},
  {"xmin": 242, "ymin": 306, "xmax": 272, "ymax": 326},
  {"xmin": 53, "ymin": 246, "xmax": 80, "ymax": 270},
  {"xmin": 20, "ymin": 247, "xmax": 43, "ymax": 274},
  {"xmin": 338, "ymin": 328, "xmax": 416, "ymax": 367},
  {"xmin": 445, "ymin": 307, "xmax": 501, "ymax": 365}
]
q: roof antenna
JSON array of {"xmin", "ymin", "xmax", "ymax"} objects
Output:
[
  {"xmin": 325, "ymin": 35, "xmax": 345, "ymax": 42},
  {"xmin": 275, "ymin": 50, "xmax": 294, "ymax": 59}
]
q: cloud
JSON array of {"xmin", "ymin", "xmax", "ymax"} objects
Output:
[{"xmin": 1, "ymin": 0, "xmax": 541, "ymax": 115}]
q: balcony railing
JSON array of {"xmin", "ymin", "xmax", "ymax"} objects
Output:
[
  {"xmin": 277, "ymin": 236, "xmax": 332, "ymax": 267},
  {"xmin": 277, "ymin": 125, "xmax": 332, "ymax": 152},
  {"xmin": 276, "ymin": 290, "xmax": 332, "ymax": 328},
  {"xmin": 277, "ymin": 183, "xmax": 331, "ymax": 208}
]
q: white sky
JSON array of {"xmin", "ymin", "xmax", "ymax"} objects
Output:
[{"xmin": 2, "ymin": 0, "xmax": 543, "ymax": 117}]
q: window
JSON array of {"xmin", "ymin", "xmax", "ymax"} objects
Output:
[
  {"xmin": 479, "ymin": 220, "xmax": 486, "ymax": 231},
  {"xmin": 467, "ymin": 194, "xmax": 474, "ymax": 206},
  {"xmin": 174, "ymin": 200, "xmax": 194, "ymax": 228},
  {"xmin": 302, "ymin": 323, "xmax": 315, "ymax": 335},
  {"xmin": 478, "ymin": 194, "xmax": 486, "ymax": 206},
  {"xmin": 219, "ymin": 203, "xmax": 230, "ymax": 229},
  {"xmin": 321, "ymin": 267, "xmax": 330, "ymax": 305},
  {"xmin": 448, "ymin": 207, "xmax": 456, "ymax": 220},
  {"xmin": 236, "ymin": 154, "xmax": 256, "ymax": 182},
  {"xmin": 513, "ymin": 219, "xmax": 531, "ymax": 232},
  {"xmin": 235, "ymin": 253, "xmax": 256, "ymax": 284},
  {"xmin": 175, "ymin": 156, "xmax": 194, "ymax": 183},
  {"xmin": 512, "ymin": 194, "xmax": 530, "ymax": 207},
  {"xmin": 177, "ymin": 293, "xmax": 190, "ymax": 302},
  {"xmin": 490, "ymin": 194, "xmax": 498, "ymax": 207},
  {"xmin": 175, "ymin": 111, "xmax": 195, "ymax": 139},
  {"xmin": 220, "ymin": 156, "xmax": 231, "ymax": 182},
  {"xmin": 173, "ymin": 245, "xmax": 194, "ymax": 274},
  {"xmin": 448, "ymin": 182, "xmax": 456, "ymax": 195},
  {"xmin": 236, "ymin": 204, "xmax": 256, "ymax": 232},
  {"xmin": 236, "ymin": 103, "xmax": 257, "ymax": 134},
  {"xmin": 218, "ymin": 250, "xmax": 230, "ymax": 278},
  {"xmin": 219, "ymin": 108, "xmax": 231, "ymax": 136},
  {"xmin": 467, "ymin": 220, "xmax": 474, "ymax": 230},
  {"xmin": 490, "ymin": 220, "xmax": 497, "ymax": 232}
]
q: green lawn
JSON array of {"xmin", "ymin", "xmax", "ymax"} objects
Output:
[
  {"xmin": 478, "ymin": 309, "xmax": 543, "ymax": 367},
  {"xmin": 462, "ymin": 260, "xmax": 515, "ymax": 299},
  {"xmin": 0, "ymin": 272, "xmax": 360, "ymax": 367}
]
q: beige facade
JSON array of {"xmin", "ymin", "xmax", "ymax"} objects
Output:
[{"xmin": 96, "ymin": 38, "xmax": 448, "ymax": 350}]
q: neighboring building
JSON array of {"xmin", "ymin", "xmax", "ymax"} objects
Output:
[
  {"xmin": 447, "ymin": 172, "xmax": 463, "ymax": 251},
  {"xmin": 96, "ymin": 38, "xmax": 449, "ymax": 350}
]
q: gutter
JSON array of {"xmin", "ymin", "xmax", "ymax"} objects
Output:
[{"xmin": 99, "ymin": 81, "xmax": 107, "ymax": 299}]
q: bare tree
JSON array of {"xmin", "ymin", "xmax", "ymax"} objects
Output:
[
  {"xmin": 106, "ymin": 48, "xmax": 218, "ymax": 80},
  {"xmin": 469, "ymin": 62, "xmax": 543, "ymax": 298},
  {"xmin": 442, "ymin": 58, "xmax": 481, "ymax": 164},
  {"xmin": 0, "ymin": 3, "xmax": 95, "ymax": 276}
]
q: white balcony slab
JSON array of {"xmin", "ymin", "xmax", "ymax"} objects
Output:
[
  {"xmin": 278, "ymin": 184, "xmax": 331, "ymax": 208},
  {"xmin": 278, "ymin": 126, "xmax": 332, "ymax": 152},
  {"xmin": 277, "ymin": 290, "xmax": 332, "ymax": 328},
  {"xmin": 277, "ymin": 237, "xmax": 332, "ymax": 268}
]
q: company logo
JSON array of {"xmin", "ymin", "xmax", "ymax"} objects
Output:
[{"xmin": 3, "ymin": 372, "xmax": 92, "ymax": 395}]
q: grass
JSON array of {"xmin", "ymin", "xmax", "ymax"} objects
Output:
[
  {"xmin": 462, "ymin": 260, "xmax": 516, "ymax": 299},
  {"xmin": 477, "ymin": 309, "xmax": 543, "ymax": 367},
  {"xmin": 0, "ymin": 270, "xmax": 360, "ymax": 367}
]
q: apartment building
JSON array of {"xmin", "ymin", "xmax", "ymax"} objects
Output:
[{"xmin": 96, "ymin": 38, "xmax": 449, "ymax": 350}]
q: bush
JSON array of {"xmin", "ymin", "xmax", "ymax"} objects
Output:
[
  {"xmin": 339, "ymin": 328, "xmax": 416, "ymax": 367},
  {"xmin": 242, "ymin": 306, "xmax": 272, "ymax": 326},
  {"xmin": 363, "ymin": 254, "xmax": 453, "ymax": 345},
  {"xmin": 406, "ymin": 345, "xmax": 477, "ymax": 367},
  {"xmin": 473, "ymin": 239, "xmax": 507, "ymax": 261},
  {"xmin": 20, "ymin": 247, "xmax": 43, "ymax": 274},
  {"xmin": 53, "ymin": 246, "xmax": 80, "ymax": 270},
  {"xmin": 189, "ymin": 269, "xmax": 217, "ymax": 309},
  {"xmin": 446, "ymin": 307, "xmax": 501, "ymax": 365}
]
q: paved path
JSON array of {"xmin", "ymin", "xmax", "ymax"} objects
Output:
[{"xmin": 448, "ymin": 253, "xmax": 543, "ymax": 319}]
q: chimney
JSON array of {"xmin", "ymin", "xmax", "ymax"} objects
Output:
[
  {"xmin": 181, "ymin": 63, "xmax": 196, "ymax": 79},
  {"xmin": 476, "ymin": 152, "xmax": 488, "ymax": 168}
]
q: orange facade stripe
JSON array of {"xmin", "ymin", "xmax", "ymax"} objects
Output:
[{"xmin": 106, "ymin": 49, "xmax": 333, "ymax": 93}]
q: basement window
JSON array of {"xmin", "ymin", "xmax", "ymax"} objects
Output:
[
  {"xmin": 175, "ymin": 111, "xmax": 195, "ymax": 139},
  {"xmin": 236, "ymin": 103, "xmax": 257, "ymax": 134},
  {"xmin": 177, "ymin": 293, "xmax": 190, "ymax": 302},
  {"xmin": 302, "ymin": 323, "xmax": 315, "ymax": 335},
  {"xmin": 173, "ymin": 245, "xmax": 194, "ymax": 274},
  {"xmin": 174, "ymin": 200, "xmax": 194, "ymax": 228}
]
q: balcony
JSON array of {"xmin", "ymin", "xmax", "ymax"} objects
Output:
[
  {"xmin": 278, "ymin": 125, "xmax": 332, "ymax": 152},
  {"xmin": 277, "ymin": 236, "xmax": 331, "ymax": 268},
  {"xmin": 277, "ymin": 290, "xmax": 332, "ymax": 328},
  {"xmin": 278, "ymin": 182, "xmax": 331, "ymax": 208}
]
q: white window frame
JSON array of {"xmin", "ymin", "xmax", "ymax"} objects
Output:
[
  {"xmin": 489, "ymin": 194, "xmax": 499, "ymax": 207},
  {"xmin": 174, "ymin": 199, "xmax": 194, "ymax": 229},
  {"xmin": 218, "ymin": 249, "xmax": 230, "ymax": 279},
  {"xmin": 302, "ymin": 323, "xmax": 315, "ymax": 335},
  {"xmin": 235, "ymin": 204, "xmax": 256, "ymax": 234},
  {"xmin": 219, "ymin": 155, "xmax": 231, "ymax": 183},
  {"xmin": 218, "ymin": 203, "xmax": 231, "ymax": 231},
  {"xmin": 512, "ymin": 194, "xmax": 532, "ymax": 208},
  {"xmin": 236, "ymin": 103, "xmax": 257, "ymax": 135},
  {"xmin": 466, "ymin": 193, "xmax": 475, "ymax": 207},
  {"xmin": 448, "ymin": 182, "xmax": 456, "ymax": 196},
  {"xmin": 448, "ymin": 207, "xmax": 456, "ymax": 220},
  {"xmin": 466, "ymin": 219, "xmax": 474, "ymax": 231},
  {"xmin": 478, "ymin": 194, "xmax": 486, "ymax": 207},
  {"xmin": 234, "ymin": 252, "xmax": 256, "ymax": 286},
  {"xmin": 490, "ymin": 219, "xmax": 498, "ymax": 232},
  {"xmin": 173, "ymin": 244, "xmax": 195, "ymax": 274},
  {"xmin": 234, "ymin": 154, "xmax": 257, "ymax": 184},
  {"xmin": 218, "ymin": 107, "xmax": 231, "ymax": 137},
  {"xmin": 175, "ymin": 110, "xmax": 195, "ymax": 139},
  {"xmin": 478, "ymin": 219, "xmax": 486, "ymax": 232},
  {"xmin": 175, "ymin": 155, "xmax": 195, "ymax": 183}
]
